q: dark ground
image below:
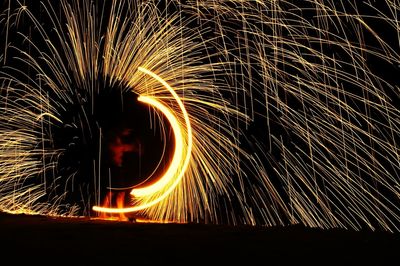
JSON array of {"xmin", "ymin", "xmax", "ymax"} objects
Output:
[{"xmin": 0, "ymin": 212, "xmax": 399, "ymax": 265}]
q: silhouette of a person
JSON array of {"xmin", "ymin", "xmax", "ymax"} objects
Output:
[{"xmin": 100, "ymin": 128, "xmax": 140, "ymax": 221}]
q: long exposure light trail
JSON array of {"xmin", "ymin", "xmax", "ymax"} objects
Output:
[
  {"xmin": 93, "ymin": 67, "xmax": 192, "ymax": 213},
  {"xmin": 0, "ymin": 0, "xmax": 399, "ymax": 231}
]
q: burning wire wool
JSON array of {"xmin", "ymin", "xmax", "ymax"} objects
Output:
[{"xmin": 0, "ymin": 0, "xmax": 399, "ymax": 231}]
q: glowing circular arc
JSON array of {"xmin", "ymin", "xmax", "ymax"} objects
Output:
[{"xmin": 92, "ymin": 67, "xmax": 192, "ymax": 213}]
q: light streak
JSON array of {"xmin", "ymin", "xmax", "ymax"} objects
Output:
[
  {"xmin": 93, "ymin": 67, "xmax": 193, "ymax": 212},
  {"xmin": 131, "ymin": 67, "xmax": 192, "ymax": 198}
]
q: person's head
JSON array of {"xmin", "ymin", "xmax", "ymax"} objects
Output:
[{"xmin": 107, "ymin": 127, "xmax": 139, "ymax": 167}]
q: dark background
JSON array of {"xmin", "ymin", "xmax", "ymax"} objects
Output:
[{"xmin": 1, "ymin": 212, "xmax": 399, "ymax": 265}]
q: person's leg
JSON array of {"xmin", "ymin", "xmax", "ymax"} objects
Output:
[
  {"xmin": 99, "ymin": 191, "xmax": 113, "ymax": 219},
  {"xmin": 116, "ymin": 192, "xmax": 129, "ymax": 221}
]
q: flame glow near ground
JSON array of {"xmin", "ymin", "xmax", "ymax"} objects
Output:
[{"xmin": 0, "ymin": 0, "xmax": 399, "ymax": 231}]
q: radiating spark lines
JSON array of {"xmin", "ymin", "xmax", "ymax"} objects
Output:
[{"xmin": 0, "ymin": 0, "xmax": 399, "ymax": 231}]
